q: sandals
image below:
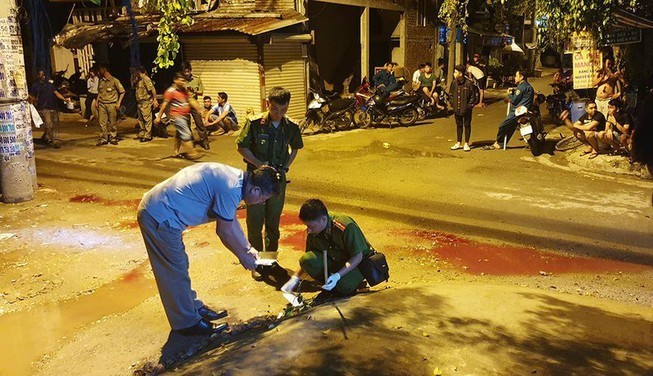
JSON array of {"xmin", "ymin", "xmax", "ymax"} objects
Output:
[
  {"xmin": 481, "ymin": 145, "xmax": 499, "ymax": 151},
  {"xmin": 588, "ymin": 153, "xmax": 599, "ymax": 159}
]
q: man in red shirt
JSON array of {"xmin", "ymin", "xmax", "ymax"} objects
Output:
[{"xmin": 154, "ymin": 72, "xmax": 202, "ymax": 160}]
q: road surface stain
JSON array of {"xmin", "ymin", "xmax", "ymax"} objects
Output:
[
  {"xmin": 403, "ymin": 230, "xmax": 651, "ymax": 275},
  {"xmin": 0, "ymin": 262, "xmax": 155, "ymax": 376},
  {"xmin": 69, "ymin": 194, "xmax": 141, "ymax": 209}
]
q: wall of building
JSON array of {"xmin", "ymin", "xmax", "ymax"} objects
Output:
[{"xmin": 403, "ymin": 0, "xmax": 438, "ymax": 74}]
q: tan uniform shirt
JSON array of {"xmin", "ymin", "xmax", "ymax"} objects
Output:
[
  {"xmin": 187, "ymin": 75, "xmax": 204, "ymax": 99},
  {"xmin": 135, "ymin": 76, "xmax": 154, "ymax": 102},
  {"xmin": 98, "ymin": 76, "xmax": 125, "ymax": 103}
]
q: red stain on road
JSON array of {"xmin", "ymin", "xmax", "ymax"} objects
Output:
[
  {"xmin": 118, "ymin": 220, "xmax": 139, "ymax": 229},
  {"xmin": 69, "ymin": 194, "xmax": 102, "ymax": 203},
  {"xmin": 69, "ymin": 195, "xmax": 140, "ymax": 209},
  {"xmin": 121, "ymin": 268, "xmax": 143, "ymax": 283},
  {"xmin": 281, "ymin": 229, "xmax": 306, "ymax": 251},
  {"xmin": 404, "ymin": 230, "xmax": 651, "ymax": 276}
]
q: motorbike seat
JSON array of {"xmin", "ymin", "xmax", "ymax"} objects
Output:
[{"xmin": 389, "ymin": 95, "xmax": 418, "ymax": 106}]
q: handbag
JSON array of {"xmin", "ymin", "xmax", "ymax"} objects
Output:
[{"xmin": 358, "ymin": 251, "xmax": 390, "ymax": 287}]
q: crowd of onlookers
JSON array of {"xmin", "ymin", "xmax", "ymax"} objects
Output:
[
  {"xmin": 28, "ymin": 62, "xmax": 240, "ymax": 158},
  {"xmin": 558, "ymin": 56, "xmax": 637, "ymax": 162}
]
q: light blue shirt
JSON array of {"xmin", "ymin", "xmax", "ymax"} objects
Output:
[
  {"xmin": 140, "ymin": 163, "xmax": 244, "ymax": 229},
  {"xmin": 211, "ymin": 102, "xmax": 238, "ymax": 124}
]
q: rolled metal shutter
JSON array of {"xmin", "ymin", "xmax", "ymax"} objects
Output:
[
  {"xmin": 263, "ymin": 43, "xmax": 307, "ymax": 121},
  {"xmin": 184, "ymin": 42, "xmax": 263, "ymax": 118}
]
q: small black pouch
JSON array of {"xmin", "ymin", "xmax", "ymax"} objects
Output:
[{"xmin": 358, "ymin": 251, "xmax": 390, "ymax": 286}]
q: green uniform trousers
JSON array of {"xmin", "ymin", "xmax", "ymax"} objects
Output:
[
  {"xmin": 299, "ymin": 250, "xmax": 365, "ymax": 294},
  {"xmin": 98, "ymin": 102, "xmax": 118, "ymax": 141},
  {"xmin": 246, "ymin": 177, "xmax": 286, "ymax": 253},
  {"xmin": 137, "ymin": 101, "xmax": 153, "ymax": 139}
]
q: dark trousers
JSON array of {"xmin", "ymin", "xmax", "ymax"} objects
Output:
[
  {"xmin": 454, "ymin": 110, "xmax": 472, "ymax": 143},
  {"xmin": 190, "ymin": 107, "xmax": 208, "ymax": 142},
  {"xmin": 496, "ymin": 114, "xmax": 518, "ymax": 144},
  {"xmin": 84, "ymin": 93, "xmax": 97, "ymax": 119},
  {"xmin": 246, "ymin": 177, "xmax": 287, "ymax": 253}
]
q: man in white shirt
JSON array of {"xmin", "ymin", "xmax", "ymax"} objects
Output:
[
  {"xmin": 466, "ymin": 60, "xmax": 486, "ymax": 107},
  {"xmin": 84, "ymin": 68, "xmax": 99, "ymax": 124},
  {"xmin": 412, "ymin": 63, "xmax": 425, "ymax": 88}
]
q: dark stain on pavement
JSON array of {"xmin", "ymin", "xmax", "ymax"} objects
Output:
[
  {"xmin": 69, "ymin": 194, "xmax": 141, "ymax": 209},
  {"xmin": 404, "ymin": 229, "xmax": 651, "ymax": 276}
]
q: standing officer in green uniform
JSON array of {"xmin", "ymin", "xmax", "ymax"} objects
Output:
[
  {"xmin": 134, "ymin": 66, "xmax": 159, "ymax": 142},
  {"xmin": 281, "ymin": 199, "xmax": 373, "ymax": 296},
  {"xmin": 236, "ymin": 86, "xmax": 303, "ymax": 280},
  {"xmin": 182, "ymin": 62, "xmax": 210, "ymax": 150},
  {"xmin": 96, "ymin": 64, "xmax": 125, "ymax": 146}
]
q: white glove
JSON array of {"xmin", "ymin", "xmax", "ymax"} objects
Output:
[
  {"xmin": 322, "ymin": 273, "xmax": 341, "ymax": 291},
  {"xmin": 281, "ymin": 275, "xmax": 300, "ymax": 293}
]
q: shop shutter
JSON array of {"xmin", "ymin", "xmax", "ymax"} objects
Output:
[
  {"xmin": 263, "ymin": 43, "xmax": 307, "ymax": 121},
  {"xmin": 184, "ymin": 41, "xmax": 263, "ymax": 118}
]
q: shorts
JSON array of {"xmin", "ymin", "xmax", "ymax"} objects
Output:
[
  {"xmin": 476, "ymin": 76, "xmax": 487, "ymax": 90},
  {"xmin": 172, "ymin": 114, "xmax": 192, "ymax": 141}
]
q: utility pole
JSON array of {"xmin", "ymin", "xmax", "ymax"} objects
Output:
[{"xmin": 0, "ymin": 0, "xmax": 36, "ymax": 203}]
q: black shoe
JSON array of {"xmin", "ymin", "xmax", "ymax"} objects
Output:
[
  {"xmin": 251, "ymin": 268, "xmax": 264, "ymax": 281},
  {"xmin": 140, "ymin": 137, "xmax": 153, "ymax": 143},
  {"xmin": 177, "ymin": 318, "xmax": 228, "ymax": 336},
  {"xmin": 96, "ymin": 140, "xmax": 108, "ymax": 146},
  {"xmin": 109, "ymin": 139, "xmax": 119, "ymax": 145},
  {"xmin": 201, "ymin": 139, "xmax": 210, "ymax": 150},
  {"xmin": 49, "ymin": 142, "xmax": 61, "ymax": 149},
  {"xmin": 198, "ymin": 306, "xmax": 228, "ymax": 321}
]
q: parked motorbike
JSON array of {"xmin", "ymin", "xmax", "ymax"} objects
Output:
[
  {"xmin": 515, "ymin": 104, "xmax": 546, "ymax": 156},
  {"xmin": 415, "ymin": 87, "xmax": 451, "ymax": 120},
  {"xmin": 360, "ymin": 91, "xmax": 420, "ymax": 128},
  {"xmin": 299, "ymin": 90, "xmax": 357, "ymax": 134}
]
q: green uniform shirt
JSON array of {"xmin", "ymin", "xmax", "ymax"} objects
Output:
[
  {"xmin": 236, "ymin": 111, "xmax": 303, "ymax": 169},
  {"xmin": 187, "ymin": 74, "xmax": 204, "ymax": 99},
  {"xmin": 306, "ymin": 213, "xmax": 373, "ymax": 266},
  {"xmin": 98, "ymin": 75, "xmax": 125, "ymax": 103},
  {"xmin": 135, "ymin": 75, "xmax": 154, "ymax": 102}
]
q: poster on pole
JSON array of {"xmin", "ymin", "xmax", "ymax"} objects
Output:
[{"xmin": 573, "ymin": 49, "xmax": 602, "ymax": 90}]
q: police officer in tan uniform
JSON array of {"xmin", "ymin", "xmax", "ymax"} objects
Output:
[
  {"xmin": 96, "ymin": 65, "xmax": 125, "ymax": 146},
  {"xmin": 182, "ymin": 62, "xmax": 210, "ymax": 150},
  {"xmin": 133, "ymin": 67, "xmax": 159, "ymax": 142}
]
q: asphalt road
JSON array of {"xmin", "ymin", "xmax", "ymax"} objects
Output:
[{"xmin": 36, "ymin": 98, "xmax": 653, "ymax": 265}]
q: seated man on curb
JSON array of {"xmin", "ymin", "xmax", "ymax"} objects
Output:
[
  {"xmin": 281, "ymin": 199, "xmax": 373, "ymax": 299},
  {"xmin": 560, "ymin": 100, "xmax": 606, "ymax": 159},
  {"xmin": 597, "ymin": 98, "xmax": 632, "ymax": 155},
  {"xmin": 204, "ymin": 91, "xmax": 239, "ymax": 135}
]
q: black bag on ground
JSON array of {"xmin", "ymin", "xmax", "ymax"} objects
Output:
[{"xmin": 358, "ymin": 251, "xmax": 390, "ymax": 286}]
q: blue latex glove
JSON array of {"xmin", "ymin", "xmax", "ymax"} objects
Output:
[{"xmin": 322, "ymin": 273, "xmax": 341, "ymax": 291}]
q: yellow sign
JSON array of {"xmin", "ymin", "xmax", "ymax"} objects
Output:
[{"xmin": 573, "ymin": 49, "xmax": 602, "ymax": 90}]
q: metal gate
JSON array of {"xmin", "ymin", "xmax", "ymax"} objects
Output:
[
  {"xmin": 184, "ymin": 41, "xmax": 263, "ymax": 119},
  {"xmin": 264, "ymin": 42, "xmax": 307, "ymax": 121}
]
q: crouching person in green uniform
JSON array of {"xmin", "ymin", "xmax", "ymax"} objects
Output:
[{"xmin": 282, "ymin": 199, "xmax": 373, "ymax": 296}]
